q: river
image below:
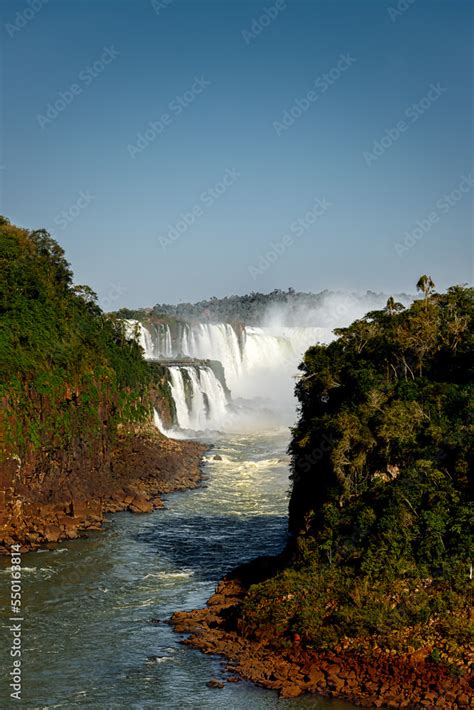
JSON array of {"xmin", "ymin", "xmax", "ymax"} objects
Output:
[{"xmin": 0, "ymin": 428, "xmax": 356, "ymax": 709}]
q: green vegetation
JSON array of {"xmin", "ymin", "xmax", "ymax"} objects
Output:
[
  {"xmin": 0, "ymin": 217, "xmax": 151, "ymax": 462},
  {"xmin": 241, "ymin": 280, "xmax": 473, "ymax": 660},
  {"xmin": 152, "ymin": 288, "xmax": 314, "ymax": 323}
]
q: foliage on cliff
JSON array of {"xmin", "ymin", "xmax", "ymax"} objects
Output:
[
  {"xmin": 241, "ymin": 280, "xmax": 473, "ymax": 657},
  {"xmin": 0, "ymin": 217, "xmax": 151, "ymax": 462}
]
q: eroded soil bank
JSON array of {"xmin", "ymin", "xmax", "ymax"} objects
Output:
[{"xmin": 0, "ymin": 424, "xmax": 206, "ymax": 553}]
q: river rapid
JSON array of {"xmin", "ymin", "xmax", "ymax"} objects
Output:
[{"xmin": 0, "ymin": 428, "xmax": 357, "ymax": 710}]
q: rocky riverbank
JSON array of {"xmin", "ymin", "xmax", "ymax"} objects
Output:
[
  {"xmin": 0, "ymin": 423, "xmax": 206, "ymax": 553},
  {"xmin": 171, "ymin": 559, "xmax": 473, "ymax": 709}
]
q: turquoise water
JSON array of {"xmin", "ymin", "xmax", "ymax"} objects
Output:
[{"xmin": 0, "ymin": 430, "xmax": 357, "ymax": 709}]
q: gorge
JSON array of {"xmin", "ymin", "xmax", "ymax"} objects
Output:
[{"xmin": 0, "ymin": 219, "xmax": 471, "ymax": 708}]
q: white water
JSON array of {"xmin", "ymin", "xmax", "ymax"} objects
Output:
[
  {"xmin": 168, "ymin": 365, "xmax": 229, "ymax": 431},
  {"xmin": 153, "ymin": 408, "xmax": 166, "ymax": 434},
  {"xmin": 180, "ymin": 323, "xmax": 244, "ymax": 387},
  {"xmin": 149, "ymin": 322, "xmax": 173, "ymax": 358},
  {"xmin": 127, "ymin": 321, "xmax": 331, "ymax": 387},
  {"xmin": 124, "ymin": 319, "xmax": 155, "ymax": 356},
  {"xmin": 237, "ymin": 325, "xmax": 332, "ymax": 402},
  {"xmin": 125, "ymin": 320, "xmax": 335, "ymax": 432},
  {"xmin": 180, "ymin": 323, "xmax": 331, "ymax": 395}
]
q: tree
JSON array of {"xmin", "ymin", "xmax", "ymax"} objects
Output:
[
  {"xmin": 416, "ymin": 275, "xmax": 436, "ymax": 300},
  {"xmin": 385, "ymin": 296, "xmax": 404, "ymax": 315}
]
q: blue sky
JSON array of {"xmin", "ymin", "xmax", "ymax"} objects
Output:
[{"xmin": 1, "ymin": 0, "xmax": 472, "ymax": 308}]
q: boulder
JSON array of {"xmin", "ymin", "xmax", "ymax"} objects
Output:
[
  {"xmin": 128, "ymin": 496, "xmax": 153, "ymax": 513},
  {"xmin": 44, "ymin": 525, "xmax": 62, "ymax": 543},
  {"xmin": 280, "ymin": 684, "xmax": 303, "ymax": 698}
]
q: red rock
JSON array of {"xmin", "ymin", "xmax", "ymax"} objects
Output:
[
  {"xmin": 332, "ymin": 676, "xmax": 346, "ymax": 693},
  {"xmin": 44, "ymin": 526, "xmax": 61, "ymax": 542},
  {"xmin": 457, "ymin": 692, "xmax": 470, "ymax": 708},
  {"xmin": 129, "ymin": 496, "xmax": 153, "ymax": 513},
  {"xmin": 307, "ymin": 667, "xmax": 325, "ymax": 686},
  {"xmin": 279, "ymin": 684, "xmax": 303, "ymax": 698},
  {"xmin": 326, "ymin": 663, "xmax": 341, "ymax": 679}
]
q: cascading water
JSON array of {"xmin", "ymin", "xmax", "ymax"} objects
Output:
[
  {"xmin": 179, "ymin": 323, "xmax": 243, "ymax": 387},
  {"xmin": 125, "ymin": 319, "xmax": 334, "ymax": 432},
  {"xmin": 168, "ymin": 365, "xmax": 229, "ymax": 431},
  {"xmin": 153, "ymin": 408, "xmax": 166, "ymax": 434},
  {"xmin": 124, "ymin": 319, "xmax": 155, "ymax": 357},
  {"xmin": 147, "ymin": 323, "xmax": 173, "ymax": 358}
]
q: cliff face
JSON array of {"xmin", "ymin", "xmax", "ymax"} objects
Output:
[
  {"xmin": 147, "ymin": 361, "xmax": 177, "ymax": 428},
  {"xmin": 0, "ymin": 421, "xmax": 205, "ymax": 553}
]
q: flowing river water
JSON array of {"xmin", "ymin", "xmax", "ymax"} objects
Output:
[{"xmin": 0, "ymin": 428, "xmax": 357, "ymax": 709}]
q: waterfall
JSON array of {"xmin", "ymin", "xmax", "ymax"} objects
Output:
[
  {"xmin": 124, "ymin": 319, "xmax": 155, "ymax": 358},
  {"xmin": 151, "ymin": 323, "xmax": 172, "ymax": 358},
  {"xmin": 125, "ymin": 320, "xmax": 331, "ymax": 390},
  {"xmin": 178, "ymin": 323, "xmax": 243, "ymax": 387},
  {"xmin": 153, "ymin": 408, "xmax": 166, "ymax": 434},
  {"xmin": 168, "ymin": 365, "xmax": 229, "ymax": 431},
  {"xmin": 174, "ymin": 323, "xmax": 330, "ymax": 396},
  {"xmin": 125, "ymin": 318, "xmax": 334, "ymax": 432}
]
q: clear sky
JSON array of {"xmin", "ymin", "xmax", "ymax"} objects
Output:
[{"xmin": 1, "ymin": 0, "xmax": 472, "ymax": 309}]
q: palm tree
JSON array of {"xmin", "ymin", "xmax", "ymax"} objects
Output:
[
  {"xmin": 416, "ymin": 275, "xmax": 436, "ymax": 300},
  {"xmin": 385, "ymin": 296, "xmax": 404, "ymax": 315}
]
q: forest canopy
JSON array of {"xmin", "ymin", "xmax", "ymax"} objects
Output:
[{"xmin": 114, "ymin": 288, "xmax": 412, "ymax": 327}]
